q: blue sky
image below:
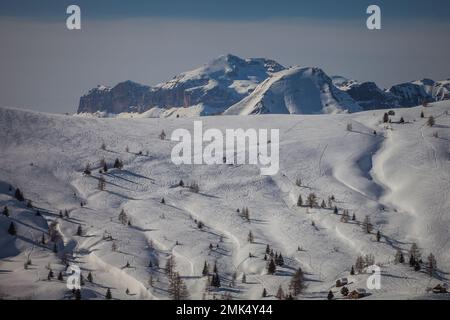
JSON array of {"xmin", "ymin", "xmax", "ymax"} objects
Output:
[{"xmin": 0, "ymin": 1, "xmax": 449, "ymax": 113}]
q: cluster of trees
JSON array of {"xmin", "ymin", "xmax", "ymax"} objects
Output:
[
  {"xmin": 394, "ymin": 243, "xmax": 437, "ymax": 276},
  {"xmin": 353, "ymin": 254, "xmax": 375, "ymax": 274},
  {"xmin": 239, "ymin": 207, "xmax": 250, "ymax": 222},
  {"xmin": 165, "ymin": 255, "xmax": 189, "ymax": 300},
  {"xmin": 272, "ymin": 270, "xmax": 305, "ymax": 300}
]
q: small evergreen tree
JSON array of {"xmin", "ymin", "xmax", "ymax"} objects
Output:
[
  {"xmin": 247, "ymin": 230, "xmax": 254, "ymax": 243},
  {"xmin": 265, "ymin": 244, "xmax": 270, "ymax": 254},
  {"xmin": 427, "ymin": 116, "xmax": 435, "ymax": 127},
  {"xmin": 2, "ymin": 206, "xmax": 9, "ymax": 217},
  {"xmin": 376, "ymin": 230, "xmax": 381, "ymax": 242},
  {"xmin": 87, "ymin": 272, "xmax": 93, "ymax": 283},
  {"xmin": 105, "ymin": 288, "xmax": 112, "ymax": 300},
  {"xmin": 267, "ymin": 259, "xmax": 276, "ymax": 275},
  {"xmin": 420, "ymin": 111, "xmax": 425, "ymax": 118},
  {"xmin": 83, "ymin": 164, "xmax": 91, "ymax": 176},
  {"xmin": 14, "ymin": 188, "xmax": 25, "ymax": 201},
  {"xmin": 74, "ymin": 289, "xmax": 81, "ymax": 300},
  {"xmin": 202, "ymin": 261, "xmax": 209, "ymax": 276},
  {"xmin": 334, "ymin": 206, "xmax": 338, "ymax": 214},
  {"xmin": 76, "ymin": 225, "xmax": 83, "ymax": 236},
  {"xmin": 161, "ymin": 198, "xmax": 165, "ymax": 204},
  {"xmin": 327, "ymin": 290, "xmax": 334, "ymax": 300},
  {"xmin": 341, "ymin": 286, "xmax": 349, "ymax": 296},
  {"xmin": 275, "ymin": 285, "xmax": 284, "ymax": 300},
  {"xmin": 262, "ymin": 288, "xmax": 267, "ymax": 297},
  {"xmin": 427, "ymin": 253, "xmax": 437, "ymax": 276},
  {"xmin": 113, "ymin": 158, "xmax": 123, "ymax": 169},
  {"xmin": 241, "ymin": 273, "xmax": 246, "ymax": 283},
  {"xmin": 98, "ymin": 176, "xmax": 106, "ymax": 191},
  {"xmin": 383, "ymin": 113, "xmax": 389, "ymax": 123},
  {"xmin": 118, "ymin": 209, "xmax": 128, "ymax": 225},
  {"xmin": 307, "ymin": 193, "xmax": 318, "ymax": 208},
  {"xmin": 8, "ymin": 222, "xmax": 16, "ymax": 236},
  {"xmin": 321, "ymin": 200, "xmax": 326, "ymax": 208},
  {"xmin": 57, "ymin": 271, "xmax": 64, "ymax": 281},
  {"xmin": 362, "ymin": 215, "xmax": 373, "ymax": 234},
  {"xmin": 297, "ymin": 194, "xmax": 303, "ymax": 207},
  {"xmin": 350, "ymin": 265, "xmax": 355, "ymax": 275},
  {"xmin": 395, "ymin": 249, "xmax": 405, "ymax": 264}
]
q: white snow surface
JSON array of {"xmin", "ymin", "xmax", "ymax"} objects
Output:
[
  {"xmin": 0, "ymin": 102, "xmax": 449, "ymax": 300},
  {"xmin": 224, "ymin": 67, "xmax": 362, "ymax": 115}
]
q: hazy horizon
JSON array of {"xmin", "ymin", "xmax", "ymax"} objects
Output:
[{"xmin": 1, "ymin": 0, "xmax": 449, "ymax": 113}]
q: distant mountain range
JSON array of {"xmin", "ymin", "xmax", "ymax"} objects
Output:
[{"xmin": 77, "ymin": 54, "xmax": 450, "ymax": 117}]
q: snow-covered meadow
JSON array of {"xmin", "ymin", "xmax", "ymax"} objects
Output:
[{"xmin": 0, "ymin": 102, "xmax": 449, "ymax": 300}]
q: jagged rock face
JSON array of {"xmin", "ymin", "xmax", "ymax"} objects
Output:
[
  {"xmin": 388, "ymin": 82, "xmax": 431, "ymax": 107},
  {"xmin": 346, "ymin": 82, "xmax": 400, "ymax": 110},
  {"xmin": 78, "ymin": 81, "xmax": 150, "ymax": 114},
  {"xmin": 77, "ymin": 54, "xmax": 285, "ymax": 115}
]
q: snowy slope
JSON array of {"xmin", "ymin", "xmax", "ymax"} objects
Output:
[
  {"xmin": 224, "ymin": 67, "xmax": 362, "ymax": 115},
  {"xmin": 0, "ymin": 102, "xmax": 449, "ymax": 300}
]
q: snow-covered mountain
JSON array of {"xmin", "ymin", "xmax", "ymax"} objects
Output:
[
  {"xmin": 224, "ymin": 67, "xmax": 361, "ymax": 115},
  {"xmin": 78, "ymin": 54, "xmax": 284, "ymax": 116},
  {"xmin": 1, "ymin": 102, "xmax": 449, "ymax": 300}
]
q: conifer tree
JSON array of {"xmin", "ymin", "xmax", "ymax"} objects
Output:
[
  {"xmin": 74, "ymin": 289, "xmax": 81, "ymax": 300},
  {"xmin": 395, "ymin": 249, "xmax": 405, "ymax": 264},
  {"xmin": 202, "ymin": 261, "xmax": 209, "ymax": 277},
  {"xmin": 14, "ymin": 188, "xmax": 25, "ymax": 202},
  {"xmin": 362, "ymin": 215, "xmax": 373, "ymax": 233},
  {"xmin": 297, "ymin": 194, "xmax": 303, "ymax": 207},
  {"xmin": 266, "ymin": 244, "xmax": 270, "ymax": 254},
  {"xmin": 83, "ymin": 164, "xmax": 91, "ymax": 176},
  {"xmin": 427, "ymin": 116, "xmax": 435, "ymax": 127},
  {"xmin": 376, "ymin": 230, "xmax": 381, "ymax": 242},
  {"xmin": 247, "ymin": 230, "xmax": 254, "ymax": 243},
  {"xmin": 267, "ymin": 259, "xmax": 276, "ymax": 275},
  {"xmin": 307, "ymin": 193, "xmax": 318, "ymax": 208},
  {"xmin": 2, "ymin": 206, "xmax": 9, "ymax": 217},
  {"xmin": 87, "ymin": 272, "xmax": 93, "ymax": 283},
  {"xmin": 57, "ymin": 271, "xmax": 64, "ymax": 281},
  {"xmin": 427, "ymin": 253, "xmax": 437, "ymax": 276},
  {"xmin": 350, "ymin": 265, "xmax": 355, "ymax": 275},
  {"xmin": 262, "ymin": 288, "xmax": 268, "ymax": 297},
  {"xmin": 289, "ymin": 268, "xmax": 305, "ymax": 295},
  {"xmin": 168, "ymin": 272, "xmax": 189, "ymax": 300},
  {"xmin": 76, "ymin": 225, "xmax": 83, "ymax": 236},
  {"xmin": 105, "ymin": 288, "xmax": 112, "ymax": 300},
  {"xmin": 327, "ymin": 290, "xmax": 334, "ymax": 300},
  {"xmin": 275, "ymin": 285, "xmax": 284, "ymax": 300},
  {"xmin": 8, "ymin": 222, "xmax": 16, "ymax": 236}
]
